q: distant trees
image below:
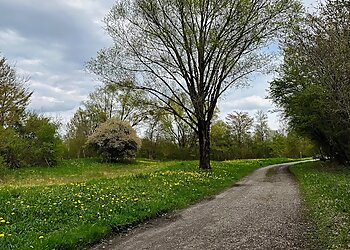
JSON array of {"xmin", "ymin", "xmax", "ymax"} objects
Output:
[
  {"xmin": 89, "ymin": 0, "xmax": 301, "ymax": 169},
  {"xmin": 253, "ymin": 110, "xmax": 272, "ymax": 158},
  {"xmin": 0, "ymin": 56, "xmax": 32, "ymax": 127},
  {"xmin": 226, "ymin": 111, "xmax": 253, "ymax": 146},
  {"xmin": 65, "ymin": 82, "xmax": 150, "ymax": 158},
  {"xmin": 86, "ymin": 119, "xmax": 141, "ymax": 162},
  {"xmin": 138, "ymin": 109, "xmax": 315, "ymax": 160},
  {"xmin": 0, "ymin": 113, "xmax": 62, "ymax": 168},
  {"xmin": 270, "ymin": 0, "xmax": 350, "ymax": 164}
]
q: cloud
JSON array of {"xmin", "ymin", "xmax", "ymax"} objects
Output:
[
  {"xmin": 0, "ymin": 0, "xmax": 115, "ymax": 117},
  {"xmin": 221, "ymin": 95, "xmax": 272, "ymax": 111},
  {"xmin": 0, "ymin": 0, "xmax": 319, "ymax": 131}
]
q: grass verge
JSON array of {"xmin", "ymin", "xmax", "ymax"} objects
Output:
[
  {"xmin": 290, "ymin": 161, "xmax": 350, "ymax": 249},
  {"xmin": 0, "ymin": 158, "xmax": 294, "ymax": 249}
]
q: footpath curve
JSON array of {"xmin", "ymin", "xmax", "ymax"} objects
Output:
[{"xmin": 92, "ymin": 161, "xmax": 318, "ymax": 250}]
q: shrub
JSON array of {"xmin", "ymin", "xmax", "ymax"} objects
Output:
[
  {"xmin": 0, "ymin": 114, "xmax": 63, "ymax": 168},
  {"xmin": 86, "ymin": 119, "xmax": 141, "ymax": 162},
  {"xmin": 19, "ymin": 113, "xmax": 63, "ymax": 166},
  {"xmin": 0, "ymin": 127, "xmax": 28, "ymax": 168}
]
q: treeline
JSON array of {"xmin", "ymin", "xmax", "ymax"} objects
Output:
[
  {"xmin": 138, "ymin": 111, "xmax": 314, "ymax": 161},
  {"xmin": 64, "ymin": 82, "xmax": 315, "ymax": 161},
  {"xmin": 0, "ymin": 53, "xmax": 314, "ymax": 170}
]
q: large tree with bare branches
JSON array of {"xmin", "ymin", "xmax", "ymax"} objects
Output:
[{"xmin": 88, "ymin": 0, "xmax": 300, "ymax": 169}]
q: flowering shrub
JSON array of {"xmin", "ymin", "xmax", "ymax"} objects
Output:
[{"xmin": 86, "ymin": 119, "xmax": 141, "ymax": 162}]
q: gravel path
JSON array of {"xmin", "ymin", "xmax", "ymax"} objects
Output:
[{"xmin": 91, "ymin": 161, "xmax": 318, "ymax": 250}]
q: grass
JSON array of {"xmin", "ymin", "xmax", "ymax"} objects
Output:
[
  {"xmin": 290, "ymin": 161, "xmax": 350, "ymax": 249},
  {"xmin": 0, "ymin": 157, "xmax": 294, "ymax": 249},
  {"xmin": 0, "ymin": 158, "xmax": 162, "ymax": 187}
]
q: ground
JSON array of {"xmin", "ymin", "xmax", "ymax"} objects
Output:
[{"xmin": 91, "ymin": 162, "xmax": 319, "ymax": 249}]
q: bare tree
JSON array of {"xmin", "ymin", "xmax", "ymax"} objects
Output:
[
  {"xmin": 88, "ymin": 0, "xmax": 300, "ymax": 169},
  {"xmin": 84, "ymin": 82, "xmax": 151, "ymax": 127},
  {"xmin": 226, "ymin": 111, "xmax": 253, "ymax": 146},
  {"xmin": 0, "ymin": 56, "xmax": 32, "ymax": 127},
  {"xmin": 254, "ymin": 110, "xmax": 270, "ymax": 142}
]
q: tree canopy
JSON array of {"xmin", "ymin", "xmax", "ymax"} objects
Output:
[
  {"xmin": 270, "ymin": 0, "xmax": 350, "ymax": 164},
  {"xmin": 88, "ymin": 0, "xmax": 301, "ymax": 169}
]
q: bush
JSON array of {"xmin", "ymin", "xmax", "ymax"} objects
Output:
[
  {"xmin": 0, "ymin": 114, "xmax": 63, "ymax": 168},
  {"xmin": 86, "ymin": 119, "xmax": 141, "ymax": 162},
  {"xmin": 0, "ymin": 127, "xmax": 28, "ymax": 168},
  {"xmin": 19, "ymin": 113, "xmax": 63, "ymax": 166},
  {"xmin": 0, "ymin": 155, "xmax": 8, "ymax": 181}
]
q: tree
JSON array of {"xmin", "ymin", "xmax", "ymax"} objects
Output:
[
  {"xmin": 0, "ymin": 114, "xmax": 62, "ymax": 168},
  {"xmin": 0, "ymin": 56, "xmax": 32, "ymax": 127},
  {"xmin": 19, "ymin": 113, "xmax": 63, "ymax": 167},
  {"xmin": 252, "ymin": 110, "xmax": 272, "ymax": 157},
  {"xmin": 65, "ymin": 81, "xmax": 150, "ymax": 158},
  {"xmin": 65, "ymin": 107, "xmax": 106, "ymax": 158},
  {"xmin": 210, "ymin": 120, "xmax": 232, "ymax": 160},
  {"xmin": 84, "ymin": 82, "xmax": 151, "ymax": 127},
  {"xmin": 254, "ymin": 110, "xmax": 270, "ymax": 142},
  {"xmin": 88, "ymin": 0, "xmax": 301, "ymax": 169},
  {"xmin": 86, "ymin": 119, "xmax": 141, "ymax": 162},
  {"xmin": 269, "ymin": 0, "xmax": 350, "ymax": 164},
  {"xmin": 226, "ymin": 111, "xmax": 253, "ymax": 146}
]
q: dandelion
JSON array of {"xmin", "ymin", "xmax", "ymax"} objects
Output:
[
  {"xmin": 0, "ymin": 234, "xmax": 4, "ymax": 237},
  {"xmin": 0, "ymin": 220, "xmax": 5, "ymax": 223},
  {"xmin": 39, "ymin": 236, "xmax": 44, "ymax": 239}
]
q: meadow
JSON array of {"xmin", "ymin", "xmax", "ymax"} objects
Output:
[
  {"xmin": 0, "ymin": 158, "xmax": 292, "ymax": 249},
  {"xmin": 290, "ymin": 161, "xmax": 350, "ymax": 249}
]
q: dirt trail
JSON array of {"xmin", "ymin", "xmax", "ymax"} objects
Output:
[{"xmin": 91, "ymin": 161, "xmax": 318, "ymax": 250}]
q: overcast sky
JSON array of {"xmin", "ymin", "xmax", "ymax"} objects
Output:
[{"xmin": 0, "ymin": 0, "xmax": 320, "ymax": 131}]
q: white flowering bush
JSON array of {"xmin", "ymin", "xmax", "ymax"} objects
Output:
[{"xmin": 86, "ymin": 119, "xmax": 141, "ymax": 161}]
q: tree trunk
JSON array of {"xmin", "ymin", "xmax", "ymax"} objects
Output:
[{"xmin": 198, "ymin": 120, "xmax": 211, "ymax": 169}]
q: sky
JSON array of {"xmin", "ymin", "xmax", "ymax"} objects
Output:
[{"xmin": 0, "ymin": 0, "xmax": 320, "ymax": 132}]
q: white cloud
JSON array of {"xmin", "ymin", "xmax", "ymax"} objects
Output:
[
  {"xmin": 221, "ymin": 95, "xmax": 272, "ymax": 111},
  {"xmin": 0, "ymin": 0, "xmax": 321, "ymax": 132}
]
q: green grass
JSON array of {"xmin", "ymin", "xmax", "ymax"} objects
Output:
[
  {"xmin": 0, "ymin": 158, "xmax": 162, "ymax": 187},
  {"xmin": 0, "ymin": 158, "xmax": 294, "ymax": 249},
  {"xmin": 290, "ymin": 161, "xmax": 350, "ymax": 249}
]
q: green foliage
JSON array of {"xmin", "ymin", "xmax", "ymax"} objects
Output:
[
  {"xmin": 0, "ymin": 158, "xmax": 294, "ymax": 249},
  {"xmin": 140, "ymin": 110, "xmax": 315, "ymax": 161},
  {"xmin": 290, "ymin": 161, "xmax": 350, "ymax": 249},
  {"xmin": 0, "ymin": 56, "xmax": 32, "ymax": 128},
  {"xmin": 0, "ymin": 127, "xmax": 28, "ymax": 168},
  {"xmin": 0, "ymin": 156, "xmax": 8, "ymax": 181},
  {"xmin": 0, "ymin": 114, "xmax": 62, "ymax": 168},
  {"xmin": 20, "ymin": 113, "xmax": 63, "ymax": 167},
  {"xmin": 138, "ymin": 138, "xmax": 198, "ymax": 160},
  {"xmin": 87, "ymin": 119, "xmax": 141, "ymax": 162},
  {"xmin": 270, "ymin": 1, "xmax": 350, "ymax": 164},
  {"xmin": 210, "ymin": 120, "xmax": 232, "ymax": 160},
  {"xmin": 64, "ymin": 82, "xmax": 151, "ymax": 159}
]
